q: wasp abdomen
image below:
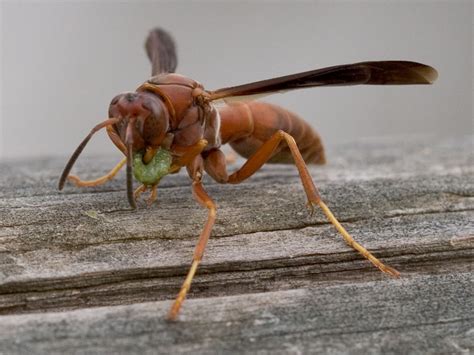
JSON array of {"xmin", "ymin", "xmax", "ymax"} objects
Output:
[{"xmin": 219, "ymin": 101, "xmax": 326, "ymax": 164}]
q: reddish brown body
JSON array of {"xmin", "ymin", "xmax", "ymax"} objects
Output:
[
  {"xmin": 103, "ymin": 72, "xmax": 327, "ymax": 186},
  {"xmin": 219, "ymin": 101, "xmax": 326, "ymax": 165},
  {"xmin": 58, "ymin": 28, "xmax": 437, "ymax": 321}
]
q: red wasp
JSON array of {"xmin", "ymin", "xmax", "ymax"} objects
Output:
[{"xmin": 59, "ymin": 28, "xmax": 437, "ymax": 320}]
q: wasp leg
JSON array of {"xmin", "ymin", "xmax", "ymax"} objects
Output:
[
  {"xmin": 134, "ymin": 184, "xmax": 147, "ymax": 200},
  {"xmin": 146, "ymin": 185, "xmax": 158, "ymax": 206},
  {"xmin": 67, "ymin": 157, "xmax": 126, "ymax": 187},
  {"xmin": 168, "ymin": 169, "xmax": 216, "ymax": 321},
  {"xmin": 134, "ymin": 184, "xmax": 159, "ymax": 206},
  {"xmin": 205, "ymin": 130, "xmax": 399, "ymax": 278}
]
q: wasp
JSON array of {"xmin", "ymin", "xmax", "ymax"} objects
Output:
[{"xmin": 59, "ymin": 28, "xmax": 437, "ymax": 320}]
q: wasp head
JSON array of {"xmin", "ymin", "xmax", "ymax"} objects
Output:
[
  {"xmin": 58, "ymin": 90, "xmax": 172, "ymax": 210},
  {"xmin": 108, "ymin": 91, "xmax": 170, "ymax": 152}
]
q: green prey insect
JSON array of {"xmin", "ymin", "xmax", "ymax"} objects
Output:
[
  {"xmin": 132, "ymin": 147, "xmax": 174, "ymax": 205},
  {"xmin": 133, "ymin": 148, "xmax": 173, "ymax": 185}
]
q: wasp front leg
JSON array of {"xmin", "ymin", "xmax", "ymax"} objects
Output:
[
  {"xmin": 67, "ymin": 157, "xmax": 126, "ymax": 187},
  {"xmin": 133, "ymin": 184, "xmax": 158, "ymax": 206},
  {"xmin": 65, "ymin": 125, "xmax": 127, "ymax": 188}
]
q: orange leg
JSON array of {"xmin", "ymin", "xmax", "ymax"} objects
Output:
[
  {"xmin": 209, "ymin": 130, "xmax": 399, "ymax": 277},
  {"xmin": 67, "ymin": 157, "xmax": 126, "ymax": 187},
  {"xmin": 66, "ymin": 125, "xmax": 126, "ymax": 188},
  {"xmin": 168, "ymin": 173, "xmax": 217, "ymax": 321},
  {"xmin": 134, "ymin": 184, "xmax": 147, "ymax": 200},
  {"xmin": 147, "ymin": 185, "xmax": 158, "ymax": 206},
  {"xmin": 133, "ymin": 184, "xmax": 158, "ymax": 206}
]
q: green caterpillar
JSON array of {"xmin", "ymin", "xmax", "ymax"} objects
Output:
[{"xmin": 133, "ymin": 148, "xmax": 173, "ymax": 186}]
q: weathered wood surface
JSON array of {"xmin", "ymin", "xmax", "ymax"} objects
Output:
[{"xmin": 0, "ymin": 135, "xmax": 472, "ymax": 354}]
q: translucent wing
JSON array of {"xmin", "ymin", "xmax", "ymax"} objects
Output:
[
  {"xmin": 145, "ymin": 28, "xmax": 178, "ymax": 75},
  {"xmin": 209, "ymin": 61, "xmax": 438, "ymax": 102}
]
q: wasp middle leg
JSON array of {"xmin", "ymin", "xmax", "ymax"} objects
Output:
[{"xmin": 168, "ymin": 155, "xmax": 217, "ymax": 321}]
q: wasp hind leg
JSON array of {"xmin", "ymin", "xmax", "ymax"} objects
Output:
[{"xmin": 204, "ymin": 130, "xmax": 400, "ymax": 278}]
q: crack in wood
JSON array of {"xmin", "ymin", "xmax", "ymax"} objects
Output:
[{"xmin": 0, "ymin": 250, "xmax": 471, "ymax": 316}]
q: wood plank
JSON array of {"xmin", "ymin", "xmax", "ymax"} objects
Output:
[
  {"xmin": 0, "ymin": 135, "xmax": 472, "ymax": 353},
  {"xmin": 0, "ymin": 137, "xmax": 472, "ymax": 309},
  {"xmin": 0, "ymin": 273, "xmax": 471, "ymax": 354},
  {"xmin": 0, "ymin": 209, "xmax": 472, "ymax": 314}
]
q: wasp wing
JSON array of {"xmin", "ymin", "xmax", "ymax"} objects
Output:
[
  {"xmin": 209, "ymin": 61, "xmax": 437, "ymax": 102},
  {"xmin": 145, "ymin": 28, "xmax": 178, "ymax": 75}
]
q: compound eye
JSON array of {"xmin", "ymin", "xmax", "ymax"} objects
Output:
[{"xmin": 141, "ymin": 95, "xmax": 170, "ymax": 147}]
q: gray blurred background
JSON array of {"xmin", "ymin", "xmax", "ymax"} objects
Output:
[{"xmin": 1, "ymin": 0, "xmax": 472, "ymax": 160}]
